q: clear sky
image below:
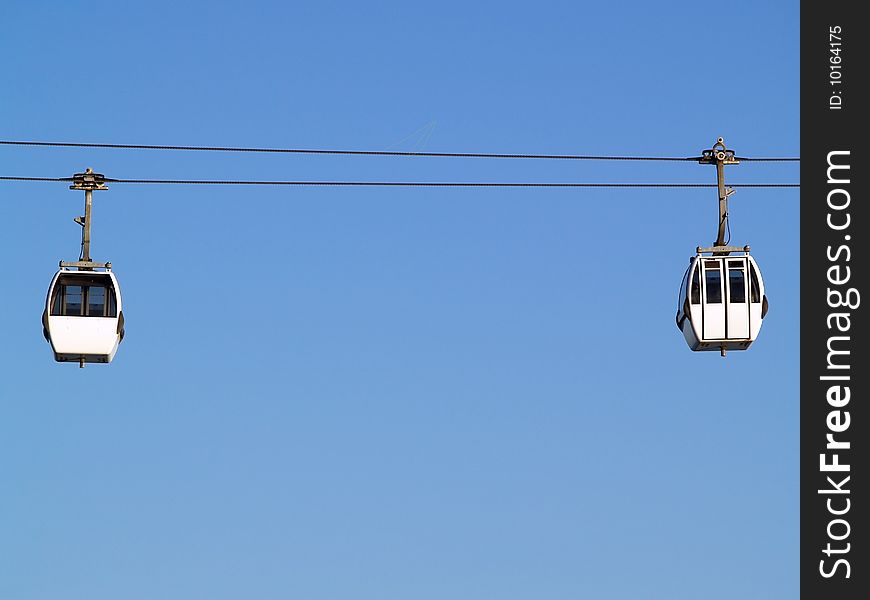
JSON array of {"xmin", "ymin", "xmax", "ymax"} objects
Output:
[{"xmin": 1, "ymin": 1, "xmax": 799, "ymax": 598}]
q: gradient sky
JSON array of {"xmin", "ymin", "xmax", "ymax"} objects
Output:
[{"xmin": 1, "ymin": 2, "xmax": 799, "ymax": 599}]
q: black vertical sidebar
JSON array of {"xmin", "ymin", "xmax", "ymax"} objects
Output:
[{"xmin": 801, "ymin": 2, "xmax": 867, "ymax": 597}]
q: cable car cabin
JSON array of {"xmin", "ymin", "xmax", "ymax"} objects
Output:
[
  {"xmin": 675, "ymin": 250, "xmax": 768, "ymax": 355},
  {"xmin": 43, "ymin": 269, "xmax": 125, "ymax": 364}
]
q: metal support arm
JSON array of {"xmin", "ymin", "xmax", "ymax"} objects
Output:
[
  {"xmin": 69, "ymin": 168, "xmax": 108, "ymax": 265},
  {"xmin": 699, "ymin": 137, "xmax": 739, "ymax": 249}
]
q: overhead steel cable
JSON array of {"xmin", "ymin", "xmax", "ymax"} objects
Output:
[
  {"xmin": 0, "ymin": 140, "xmax": 799, "ymax": 162},
  {"xmin": 734, "ymin": 156, "xmax": 800, "ymax": 162},
  {"xmin": 0, "ymin": 175, "xmax": 799, "ymax": 188},
  {"xmin": 106, "ymin": 179, "xmax": 800, "ymax": 188},
  {"xmin": 0, "ymin": 175, "xmax": 71, "ymax": 182}
]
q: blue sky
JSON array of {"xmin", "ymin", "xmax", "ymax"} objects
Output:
[{"xmin": 1, "ymin": 2, "xmax": 799, "ymax": 599}]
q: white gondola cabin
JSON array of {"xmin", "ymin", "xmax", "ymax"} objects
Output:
[
  {"xmin": 43, "ymin": 168, "xmax": 125, "ymax": 366},
  {"xmin": 675, "ymin": 247, "xmax": 768, "ymax": 354},
  {"xmin": 43, "ymin": 268, "xmax": 125, "ymax": 365},
  {"xmin": 677, "ymin": 138, "xmax": 772, "ymax": 356}
]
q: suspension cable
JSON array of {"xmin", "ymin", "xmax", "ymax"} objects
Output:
[
  {"xmin": 0, "ymin": 175, "xmax": 799, "ymax": 188},
  {"xmin": 0, "ymin": 140, "xmax": 799, "ymax": 162}
]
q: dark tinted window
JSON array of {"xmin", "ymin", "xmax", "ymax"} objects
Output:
[
  {"xmin": 690, "ymin": 267, "xmax": 701, "ymax": 305},
  {"xmin": 65, "ymin": 286, "xmax": 83, "ymax": 316},
  {"xmin": 52, "ymin": 290, "xmax": 63, "ymax": 315},
  {"xmin": 705, "ymin": 267, "xmax": 722, "ymax": 304},
  {"xmin": 729, "ymin": 268, "xmax": 746, "ymax": 303},
  {"xmin": 50, "ymin": 277, "xmax": 118, "ymax": 318},
  {"xmin": 749, "ymin": 264, "xmax": 761, "ymax": 303},
  {"xmin": 88, "ymin": 286, "xmax": 107, "ymax": 316}
]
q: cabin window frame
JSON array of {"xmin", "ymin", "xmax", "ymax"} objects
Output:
[
  {"xmin": 690, "ymin": 263, "xmax": 701, "ymax": 305},
  {"xmin": 704, "ymin": 262, "xmax": 723, "ymax": 304},
  {"xmin": 50, "ymin": 276, "xmax": 118, "ymax": 318},
  {"xmin": 728, "ymin": 260, "xmax": 747, "ymax": 304}
]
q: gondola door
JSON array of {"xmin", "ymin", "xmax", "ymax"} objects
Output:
[
  {"xmin": 701, "ymin": 259, "xmax": 725, "ymax": 340},
  {"xmin": 725, "ymin": 258, "xmax": 750, "ymax": 339}
]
